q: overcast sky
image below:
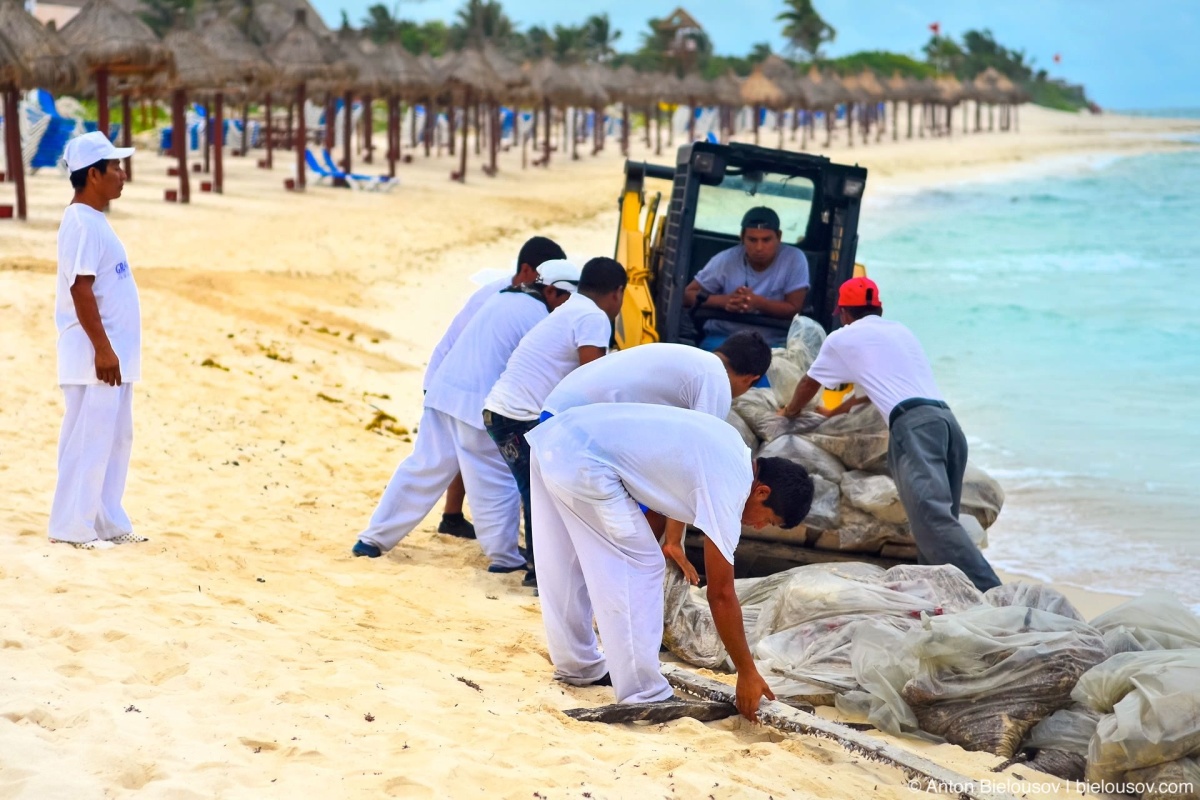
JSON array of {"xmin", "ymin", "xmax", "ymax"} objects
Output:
[{"xmin": 309, "ymin": 0, "xmax": 1199, "ymax": 110}]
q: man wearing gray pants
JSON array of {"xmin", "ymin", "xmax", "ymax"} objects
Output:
[{"xmin": 781, "ymin": 277, "xmax": 1001, "ymax": 591}]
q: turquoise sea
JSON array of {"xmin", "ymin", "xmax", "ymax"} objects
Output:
[{"xmin": 859, "ymin": 146, "xmax": 1200, "ymax": 610}]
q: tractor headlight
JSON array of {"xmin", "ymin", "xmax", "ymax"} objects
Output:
[{"xmin": 842, "ymin": 176, "xmax": 865, "ymax": 199}]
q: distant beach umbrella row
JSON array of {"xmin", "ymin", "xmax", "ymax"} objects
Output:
[{"xmin": 1, "ymin": 0, "xmax": 1029, "ymax": 218}]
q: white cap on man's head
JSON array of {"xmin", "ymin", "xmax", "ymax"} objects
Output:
[
  {"xmin": 535, "ymin": 259, "xmax": 581, "ymax": 293},
  {"xmin": 63, "ymin": 131, "xmax": 135, "ymax": 174}
]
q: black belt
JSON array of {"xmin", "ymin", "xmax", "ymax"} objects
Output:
[{"xmin": 888, "ymin": 398, "xmax": 949, "ymax": 429}]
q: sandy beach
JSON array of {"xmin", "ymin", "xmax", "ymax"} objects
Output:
[{"xmin": 2, "ymin": 105, "xmax": 1198, "ymax": 799}]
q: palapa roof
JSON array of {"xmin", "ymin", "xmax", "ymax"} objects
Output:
[
  {"xmin": 335, "ymin": 29, "xmax": 386, "ymax": 94},
  {"xmin": 885, "ymin": 71, "xmax": 916, "ymax": 102},
  {"xmin": 569, "ymin": 63, "xmax": 609, "ymax": 106},
  {"xmin": 739, "ymin": 66, "xmax": 784, "ymax": 108},
  {"xmin": 379, "ymin": 41, "xmax": 435, "ymax": 95},
  {"xmin": 611, "ymin": 63, "xmax": 642, "ymax": 103},
  {"xmin": 678, "ymin": 71, "xmax": 712, "ymax": 104},
  {"xmin": 264, "ymin": 8, "xmax": 335, "ymax": 86},
  {"xmin": 935, "ymin": 74, "xmax": 965, "ymax": 104},
  {"xmin": 0, "ymin": 29, "xmax": 31, "ymax": 89},
  {"xmin": 712, "ymin": 71, "xmax": 742, "ymax": 107},
  {"xmin": 199, "ymin": 14, "xmax": 275, "ymax": 88},
  {"xmin": 247, "ymin": 0, "xmax": 329, "ymax": 45},
  {"xmin": 525, "ymin": 58, "xmax": 584, "ymax": 105},
  {"xmin": 856, "ymin": 69, "xmax": 886, "ymax": 101},
  {"xmin": 163, "ymin": 28, "xmax": 234, "ymax": 91},
  {"xmin": 59, "ymin": 0, "xmax": 173, "ymax": 77},
  {"xmin": 0, "ymin": 0, "xmax": 79, "ymax": 90},
  {"xmin": 481, "ymin": 43, "xmax": 525, "ymax": 91},
  {"xmin": 439, "ymin": 48, "xmax": 502, "ymax": 96}
]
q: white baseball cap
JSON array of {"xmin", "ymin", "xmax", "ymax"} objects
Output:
[
  {"xmin": 63, "ymin": 131, "xmax": 135, "ymax": 173},
  {"xmin": 535, "ymin": 259, "xmax": 581, "ymax": 293}
]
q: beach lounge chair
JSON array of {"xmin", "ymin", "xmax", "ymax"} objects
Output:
[
  {"xmin": 304, "ymin": 149, "xmax": 353, "ymax": 188},
  {"xmin": 320, "ymin": 149, "xmax": 396, "ymax": 192}
]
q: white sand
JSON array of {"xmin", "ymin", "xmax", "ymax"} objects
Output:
[{"xmin": 2, "ymin": 105, "xmax": 1197, "ymax": 798}]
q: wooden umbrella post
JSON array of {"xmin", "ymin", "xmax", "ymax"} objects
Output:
[
  {"xmin": 423, "ymin": 98, "xmax": 432, "ymax": 157},
  {"xmin": 96, "ymin": 68, "xmax": 109, "ymax": 140},
  {"xmin": 362, "ymin": 93, "xmax": 373, "ymax": 163},
  {"xmin": 324, "ymin": 95, "xmax": 335, "ymax": 155},
  {"xmin": 213, "ymin": 92, "xmax": 224, "ymax": 193},
  {"xmin": 386, "ymin": 96, "xmax": 397, "ymax": 177},
  {"xmin": 203, "ymin": 99, "xmax": 211, "ymax": 173},
  {"xmin": 655, "ymin": 104, "xmax": 662, "ymax": 155},
  {"xmin": 621, "ymin": 104, "xmax": 630, "ymax": 157},
  {"xmin": 487, "ymin": 101, "xmax": 498, "ymax": 175},
  {"xmin": 453, "ymin": 88, "xmax": 470, "ymax": 182},
  {"xmin": 295, "ymin": 83, "xmax": 306, "ymax": 190},
  {"xmin": 240, "ymin": 102, "xmax": 249, "ymax": 156},
  {"xmin": 687, "ymin": 99, "xmax": 696, "ymax": 142},
  {"xmin": 121, "ymin": 93, "xmax": 133, "ymax": 181},
  {"xmin": 542, "ymin": 98, "xmax": 551, "ymax": 166},
  {"xmin": 342, "ymin": 90, "xmax": 352, "ymax": 172},
  {"xmin": 285, "ymin": 101, "xmax": 293, "ymax": 148},
  {"xmin": 173, "ymin": 89, "xmax": 190, "ymax": 203},
  {"xmin": 264, "ymin": 92, "xmax": 273, "ymax": 168},
  {"xmin": 5, "ymin": 90, "xmax": 27, "ymax": 220}
]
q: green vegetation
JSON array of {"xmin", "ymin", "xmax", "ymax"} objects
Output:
[{"xmin": 344, "ymin": 0, "xmax": 1091, "ymax": 110}]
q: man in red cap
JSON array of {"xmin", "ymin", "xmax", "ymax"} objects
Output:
[{"xmin": 780, "ymin": 277, "xmax": 1001, "ymax": 591}]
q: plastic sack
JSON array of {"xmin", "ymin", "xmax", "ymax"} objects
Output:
[
  {"xmin": 732, "ymin": 388, "xmax": 785, "ymax": 441},
  {"xmin": 1071, "ymin": 649, "xmax": 1200, "ymax": 782},
  {"xmin": 1125, "ymin": 757, "xmax": 1200, "ymax": 800},
  {"xmin": 808, "ymin": 405, "xmax": 890, "ymax": 471},
  {"xmin": 661, "ymin": 563, "xmax": 730, "ymax": 669},
  {"xmin": 815, "ymin": 503, "xmax": 902, "ymax": 552},
  {"xmin": 882, "ymin": 564, "xmax": 985, "ymax": 614},
  {"xmin": 961, "ymin": 463, "xmax": 1005, "ymax": 529},
  {"xmin": 901, "ymin": 606, "xmax": 1108, "ymax": 757},
  {"xmin": 1089, "ymin": 592, "xmax": 1200, "ymax": 651},
  {"xmin": 841, "ymin": 470, "xmax": 907, "ymax": 524},
  {"xmin": 757, "ymin": 412, "xmax": 825, "ymax": 442},
  {"xmin": 766, "ymin": 352, "xmax": 804, "ymax": 408},
  {"xmin": 758, "ymin": 434, "xmax": 845, "ymax": 483},
  {"xmin": 726, "ymin": 409, "xmax": 758, "ymax": 453},
  {"xmin": 1024, "ymin": 706, "xmax": 1100, "ymax": 781},
  {"xmin": 836, "ymin": 617, "xmax": 930, "ymax": 737},
  {"xmin": 786, "ymin": 315, "xmax": 827, "ymax": 363},
  {"xmin": 985, "ymin": 582, "xmax": 1086, "ymax": 622}
]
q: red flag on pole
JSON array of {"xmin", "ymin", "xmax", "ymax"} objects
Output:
[
  {"xmin": 1053, "ymin": 53, "xmax": 1062, "ymax": 64},
  {"xmin": 930, "ymin": 21, "xmax": 941, "ymax": 35}
]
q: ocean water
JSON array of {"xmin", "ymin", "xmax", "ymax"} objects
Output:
[{"xmin": 858, "ymin": 149, "xmax": 1200, "ymax": 610}]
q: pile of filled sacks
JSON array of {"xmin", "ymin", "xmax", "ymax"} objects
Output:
[
  {"xmin": 728, "ymin": 317, "xmax": 1004, "ymax": 560},
  {"xmin": 662, "ymin": 561, "xmax": 1200, "ymax": 800}
]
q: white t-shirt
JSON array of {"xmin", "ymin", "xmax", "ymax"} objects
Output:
[
  {"xmin": 543, "ymin": 343, "xmax": 732, "ymax": 420},
  {"xmin": 424, "ymin": 289, "xmax": 548, "ymax": 429},
  {"xmin": 484, "ymin": 293, "xmax": 612, "ymax": 421},
  {"xmin": 55, "ymin": 204, "xmax": 141, "ymax": 385},
  {"xmin": 693, "ymin": 243, "xmax": 810, "ymax": 344},
  {"xmin": 527, "ymin": 404, "xmax": 751, "ymax": 565},
  {"xmin": 423, "ymin": 277, "xmax": 510, "ymax": 392},
  {"xmin": 806, "ymin": 315, "xmax": 943, "ymax": 420}
]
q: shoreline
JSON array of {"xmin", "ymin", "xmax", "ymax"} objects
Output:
[{"xmin": 2, "ymin": 103, "xmax": 1199, "ymax": 798}]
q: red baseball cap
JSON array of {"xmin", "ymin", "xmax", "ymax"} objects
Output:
[{"xmin": 837, "ymin": 277, "xmax": 882, "ymax": 308}]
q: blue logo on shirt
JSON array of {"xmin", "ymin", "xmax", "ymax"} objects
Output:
[{"xmin": 115, "ymin": 261, "xmax": 130, "ymax": 279}]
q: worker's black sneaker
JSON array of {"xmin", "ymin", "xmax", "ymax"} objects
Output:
[
  {"xmin": 522, "ymin": 569, "xmax": 537, "ymax": 588},
  {"xmin": 437, "ymin": 513, "xmax": 476, "ymax": 539},
  {"xmin": 586, "ymin": 673, "xmax": 612, "ymax": 687},
  {"xmin": 352, "ymin": 540, "xmax": 382, "ymax": 558},
  {"xmin": 486, "ymin": 563, "xmax": 526, "ymax": 574}
]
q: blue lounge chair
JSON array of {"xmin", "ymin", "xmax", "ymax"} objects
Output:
[
  {"xmin": 304, "ymin": 148, "xmax": 352, "ymax": 187},
  {"xmin": 320, "ymin": 148, "xmax": 396, "ymax": 192}
]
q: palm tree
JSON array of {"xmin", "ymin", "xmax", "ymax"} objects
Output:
[
  {"xmin": 521, "ymin": 25, "xmax": 554, "ymax": 59},
  {"xmin": 583, "ymin": 13, "xmax": 621, "ymax": 62},
  {"xmin": 551, "ymin": 23, "xmax": 586, "ymax": 63},
  {"xmin": 138, "ymin": 0, "xmax": 194, "ymax": 36},
  {"xmin": 776, "ymin": 0, "xmax": 836, "ymax": 60},
  {"xmin": 450, "ymin": 0, "xmax": 514, "ymax": 49}
]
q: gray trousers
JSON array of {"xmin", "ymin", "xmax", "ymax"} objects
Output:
[{"xmin": 887, "ymin": 405, "xmax": 1002, "ymax": 592}]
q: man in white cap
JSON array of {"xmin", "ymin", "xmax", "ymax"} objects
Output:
[
  {"xmin": 352, "ymin": 260, "xmax": 583, "ymax": 573},
  {"xmin": 424, "ymin": 236, "xmax": 567, "ymax": 541},
  {"xmin": 483, "ymin": 256, "xmax": 628, "ymax": 588},
  {"xmin": 49, "ymin": 131, "xmax": 147, "ymax": 550}
]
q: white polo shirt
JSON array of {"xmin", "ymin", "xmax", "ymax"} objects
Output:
[
  {"xmin": 55, "ymin": 203, "xmax": 141, "ymax": 385},
  {"xmin": 806, "ymin": 315, "xmax": 944, "ymax": 420},
  {"xmin": 423, "ymin": 277, "xmax": 510, "ymax": 392},
  {"xmin": 424, "ymin": 289, "xmax": 548, "ymax": 429},
  {"xmin": 484, "ymin": 292, "xmax": 612, "ymax": 421},
  {"xmin": 542, "ymin": 343, "xmax": 732, "ymax": 420},
  {"xmin": 527, "ymin": 404, "xmax": 751, "ymax": 565}
]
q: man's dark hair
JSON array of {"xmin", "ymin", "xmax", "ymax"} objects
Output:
[
  {"xmin": 517, "ymin": 236, "xmax": 567, "ymax": 272},
  {"xmin": 578, "ymin": 257, "xmax": 628, "ymax": 294},
  {"xmin": 715, "ymin": 330, "xmax": 772, "ymax": 377},
  {"xmin": 69, "ymin": 158, "xmax": 109, "ymax": 191},
  {"xmin": 755, "ymin": 457, "xmax": 813, "ymax": 529},
  {"xmin": 841, "ymin": 306, "xmax": 883, "ymax": 321}
]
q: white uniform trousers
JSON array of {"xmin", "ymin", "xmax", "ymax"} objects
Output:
[
  {"xmin": 530, "ymin": 451, "xmax": 673, "ymax": 704},
  {"xmin": 360, "ymin": 407, "xmax": 524, "ymax": 569},
  {"xmin": 49, "ymin": 383, "xmax": 135, "ymax": 543}
]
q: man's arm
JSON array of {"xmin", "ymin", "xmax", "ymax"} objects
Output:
[
  {"xmin": 683, "ymin": 278, "xmax": 739, "ymax": 311},
  {"xmin": 704, "ymin": 536, "xmax": 775, "ymax": 719},
  {"xmin": 69, "ymin": 275, "xmax": 121, "ymax": 386},
  {"xmin": 817, "ymin": 394, "xmax": 871, "ymax": 418},
  {"xmin": 577, "ymin": 345, "xmax": 605, "ymax": 366},
  {"xmin": 780, "ymin": 374, "xmax": 822, "ymax": 417},
  {"xmin": 661, "ymin": 518, "xmax": 699, "ymax": 586}
]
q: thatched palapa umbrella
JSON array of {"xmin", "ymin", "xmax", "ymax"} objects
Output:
[
  {"xmin": 163, "ymin": 27, "xmax": 233, "ymax": 199},
  {"xmin": 60, "ymin": 0, "xmax": 173, "ymax": 182},
  {"xmin": 0, "ymin": 0, "xmax": 77, "ymax": 220},
  {"xmin": 199, "ymin": 15, "xmax": 275, "ymax": 165},
  {"xmin": 0, "ymin": 29, "xmax": 31, "ymax": 220},
  {"xmin": 265, "ymin": 8, "xmax": 334, "ymax": 190},
  {"xmin": 611, "ymin": 64, "xmax": 641, "ymax": 155},
  {"xmin": 678, "ymin": 72, "xmax": 710, "ymax": 143},
  {"xmin": 440, "ymin": 48, "xmax": 501, "ymax": 183},
  {"xmin": 373, "ymin": 41, "xmax": 431, "ymax": 174},
  {"xmin": 334, "ymin": 31, "xmax": 385, "ymax": 174},
  {"xmin": 482, "ymin": 43, "xmax": 526, "ymax": 173},
  {"xmin": 526, "ymin": 58, "xmax": 582, "ymax": 167},
  {"xmin": 711, "ymin": 72, "xmax": 742, "ymax": 143},
  {"xmin": 739, "ymin": 67, "xmax": 783, "ymax": 146}
]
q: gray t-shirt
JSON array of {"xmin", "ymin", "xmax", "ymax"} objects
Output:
[{"xmin": 693, "ymin": 243, "xmax": 809, "ymax": 345}]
